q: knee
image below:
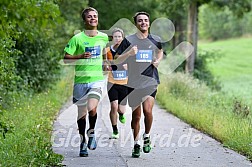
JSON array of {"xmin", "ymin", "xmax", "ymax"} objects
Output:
[
  {"xmin": 132, "ymin": 114, "xmax": 141, "ymax": 122},
  {"xmin": 143, "ymin": 108, "xmax": 152, "ymax": 116},
  {"xmin": 110, "ymin": 101, "xmax": 118, "ymax": 112},
  {"xmin": 79, "ymin": 115, "xmax": 86, "ymax": 120},
  {"xmin": 89, "ymin": 108, "xmax": 97, "ymax": 116}
]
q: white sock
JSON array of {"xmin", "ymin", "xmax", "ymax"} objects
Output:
[
  {"xmin": 134, "ymin": 140, "xmax": 140, "ymax": 145},
  {"xmin": 143, "ymin": 133, "xmax": 150, "ymax": 138}
]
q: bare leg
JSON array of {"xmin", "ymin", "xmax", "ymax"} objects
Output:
[
  {"xmin": 142, "ymin": 96, "xmax": 155, "ymax": 134},
  {"xmin": 118, "ymin": 104, "xmax": 126, "ymax": 114},
  {"xmin": 131, "ymin": 105, "xmax": 141, "ymax": 141},
  {"xmin": 110, "ymin": 100, "xmax": 119, "ymax": 126}
]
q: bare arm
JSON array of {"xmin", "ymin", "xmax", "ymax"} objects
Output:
[
  {"xmin": 102, "ymin": 48, "xmax": 111, "ymax": 71},
  {"xmin": 114, "ymin": 46, "xmax": 138, "ymax": 65},
  {"xmin": 152, "ymin": 49, "xmax": 163, "ymax": 68},
  {"xmin": 63, "ymin": 52, "xmax": 91, "ymax": 64}
]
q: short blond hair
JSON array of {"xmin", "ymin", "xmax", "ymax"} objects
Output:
[
  {"xmin": 112, "ymin": 27, "xmax": 124, "ymax": 38},
  {"xmin": 81, "ymin": 7, "xmax": 98, "ymax": 21}
]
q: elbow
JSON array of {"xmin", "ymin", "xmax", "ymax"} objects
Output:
[
  {"xmin": 63, "ymin": 57, "xmax": 68, "ymax": 64},
  {"xmin": 63, "ymin": 54, "xmax": 70, "ymax": 64}
]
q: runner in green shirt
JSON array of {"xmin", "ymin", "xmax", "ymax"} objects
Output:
[{"xmin": 64, "ymin": 7, "xmax": 109, "ymax": 157}]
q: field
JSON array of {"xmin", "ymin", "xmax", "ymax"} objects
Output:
[{"xmin": 199, "ymin": 37, "xmax": 252, "ymax": 104}]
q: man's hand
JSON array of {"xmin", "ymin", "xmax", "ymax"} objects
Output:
[
  {"xmin": 152, "ymin": 49, "xmax": 163, "ymax": 68},
  {"xmin": 102, "ymin": 60, "xmax": 111, "ymax": 71},
  {"xmin": 64, "ymin": 52, "xmax": 91, "ymax": 64},
  {"xmin": 152, "ymin": 57, "xmax": 160, "ymax": 68},
  {"xmin": 114, "ymin": 45, "xmax": 138, "ymax": 65},
  {"xmin": 122, "ymin": 64, "xmax": 128, "ymax": 70},
  {"xmin": 128, "ymin": 45, "xmax": 138, "ymax": 56},
  {"xmin": 81, "ymin": 52, "xmax": 92, "ymax": 59}
]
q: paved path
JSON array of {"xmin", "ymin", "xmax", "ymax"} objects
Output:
[{"xmin": 52, "ymin": 90, "xmax": 251, "ymax": 167}]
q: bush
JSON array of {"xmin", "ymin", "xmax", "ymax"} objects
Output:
[
  {"xmin": 0, "ymin": 110, "xmax": 14, "ymax": 138},
  {"xmin": 174, "ymin": 49, "xmax": 222, "ymax": 90},
  {"xmin": 15, "ymin": 36, "xmax": 61, "ymax": 92},
  {"xmin": 193, "ymin": 50, "xmax": 222, "ymax": 90},
  {"xmin": 160, "ymin": 72, "xmax": 209, "ymax": 101},
  {"xmin": 0, "ymin": 0, "xmax": 63, "ymax": 109},
  {"xmin": 0, "ymin": 25, "xmax": 21, "ymax": 109},
  {"xmin": 199, "ymin": 5, "xmax": 249, "ymax": 40}
]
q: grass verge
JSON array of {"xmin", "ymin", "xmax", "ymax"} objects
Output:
[
  {"xmin": 157, "ymin": 73, "xmax": 252, "ymax": 161},
  {"xmin": 0, "ymin": 67, "xmax": 73, "ymax": 166}
]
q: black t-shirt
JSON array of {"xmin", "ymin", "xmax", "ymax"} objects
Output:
[
  {"xmin": 116, "ymin": 34, "xmax": 162, "ymax": 89},
  {"xmin": 110, "ymin": 46, "xmax": 125, "ymax": 71}
]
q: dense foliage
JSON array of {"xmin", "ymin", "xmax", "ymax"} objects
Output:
[
  {"xmin": 0, "ymin": 0, "xmax": 63, "ymax": 107},
  {"xmin": 199, "ymin": 5, "xmax": 252, "ymax": 40}
]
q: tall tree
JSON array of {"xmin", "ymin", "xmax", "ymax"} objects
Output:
[
  {"xmin": 160, "ymin": 0, "xmax": 251, "ymax": 73},
  {"xmin": 0, "ymin": 0, "xmax": 63, "ymax": 107},
  {"xmin": 90, "ymin": 0, "xmax": 161, "ymax": 30},
  {"xmin": 159, "ymin": 0, "xmax": 188, "ymax": 49},
  {"xmin": 185, "ymin": 0, "xmax": 251, "ymax": 73},
  {"xmin": 58, "ymin": 0, "xmax": 88, "ymax": 39}
]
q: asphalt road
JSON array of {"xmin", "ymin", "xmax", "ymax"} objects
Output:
[{"xmin": 52, "ymin": 90, "xmax": 252, "ymax": 167}]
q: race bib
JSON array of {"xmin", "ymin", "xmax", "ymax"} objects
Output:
[
  {"xmin": 136, "ymin": 50, "xmax": 153, "ymax": 62},
  {"xmin": 112, "ymin": 70, "xmax": 127, "ymax": 80},
  {"xmin": 85, "ymin": 46, "xmax": 101, "ymax": 58}
]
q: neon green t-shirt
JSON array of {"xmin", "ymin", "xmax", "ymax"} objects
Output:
[{"xmin": 64, "ymin": 31, "xmax": 109, "ymax": 83}]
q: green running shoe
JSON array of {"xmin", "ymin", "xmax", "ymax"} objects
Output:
[
  {"xmin": 143, "ymin": 136, "xmax": 151, "ymax": 153},
  {"xmin": 132, "ymin": 144, "xmax": 141, "ymax": 158},
  {"xmin": 119, "ymin": 114, "xmax": 126, "ymax": 124},
  {"xmin": 111, "ymin": 131, "xmax": 119, "ymax": 139}
]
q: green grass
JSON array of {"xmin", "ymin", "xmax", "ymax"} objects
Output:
[
  {"xmin": 0, "ymin": 67, "xmax": 74, "ymax": 166},
  {"xmin": 157, "ymin": 73, "xmax": 252, "ymax": 161},
  {"xmin": 199, "ymin": 37, "xmax": 252, "ymax": 104},
  {"xmin": 157, "ymin": 37, "xmax": 252, "ymax": 160}
]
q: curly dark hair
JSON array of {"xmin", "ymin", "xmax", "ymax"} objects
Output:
[{"xmin": 133, "ymin": 11, "xmax": 150, "ymax": 24}]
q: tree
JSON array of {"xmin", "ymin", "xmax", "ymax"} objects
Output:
[
  {"xmin": 58, "ymin": 0, "xmax": 88, "ymax": 36},
  {"xmin": 156, "ymin": 0, "xmax": 251, "ymax": 73},
  {"xmin": 199, "ymin": 5, "xmax": 248, "ymax": 40},
  {"xmin": 158, "ymin": 0, "xmax": 188, "ymax": 49},
  {"xmin": 90, "ymin": 0, "xmax": 161, "ymax": 30},
  {"xmin": 0, "ymin": 0, "xmax": 63, "ymax": 108},
  {"xmin": 185, "ymin": 0, "xmax": 251, "ymax": 73}
]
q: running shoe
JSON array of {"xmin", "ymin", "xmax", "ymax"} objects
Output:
[
  {"xmin": 143, "ymin": 136, "xmax": 151, "ymax": 153},
  {"xmin": 132, "ymin": 144, "xmax": 141, "ymax": 158},
  {"xmin": 87, "ymin": 129, "xmax": 97, "ymax": 150},
  {"xmin": 119, "ymin": 114, "xmax": 126, "ymax": 124},
  {"xmin": 79, "ymin": 142, "xmax": 88, "ymax": 157},
  {"xmin": 111, "ymin": 131, "xmax": 119, "ymax": 139}
]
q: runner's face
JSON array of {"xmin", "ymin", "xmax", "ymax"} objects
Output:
[
  {"xmin": 112, "ymin": 31, "xmax": 123, "ymax": 45},
  {"xmin": 136, "ymin": 14, "xmax": 149, "ymax": 32},
  {"xmin": 84, "ymin": 11, "xmax": 98, "ymax": 27}
]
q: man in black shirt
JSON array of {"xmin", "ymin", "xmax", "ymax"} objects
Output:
[{"xmin": 115, "ymin": 11, "xmax": 163, "ymax": 158}]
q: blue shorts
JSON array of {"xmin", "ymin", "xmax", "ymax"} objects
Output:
[{"xmin": 73, "ymin": 80, "xmax": 104, "ymax": 106}]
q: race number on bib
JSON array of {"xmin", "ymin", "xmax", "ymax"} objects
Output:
[
  {"xmin": 136, "ymin": 50, "xmax": 153, "ymax": 62},
  {"xmin": 112, "ymin": 70, "xmax": 127, "ymax": 80},
  {"xmin": 85, "ymin": 46, "xmax": 101, "ymax": 58}
]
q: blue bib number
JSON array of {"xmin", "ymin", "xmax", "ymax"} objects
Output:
[
  {"xmin": 85, "ymin": 46, "xmax": 101, "ymax": 58},
  {"xmin": 112, "ymin": 70, "xmax": 127, "ymax": 80},
  {"xmin": 136, "ymin": 50, "xmax": 153, "ymax": 62}
]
